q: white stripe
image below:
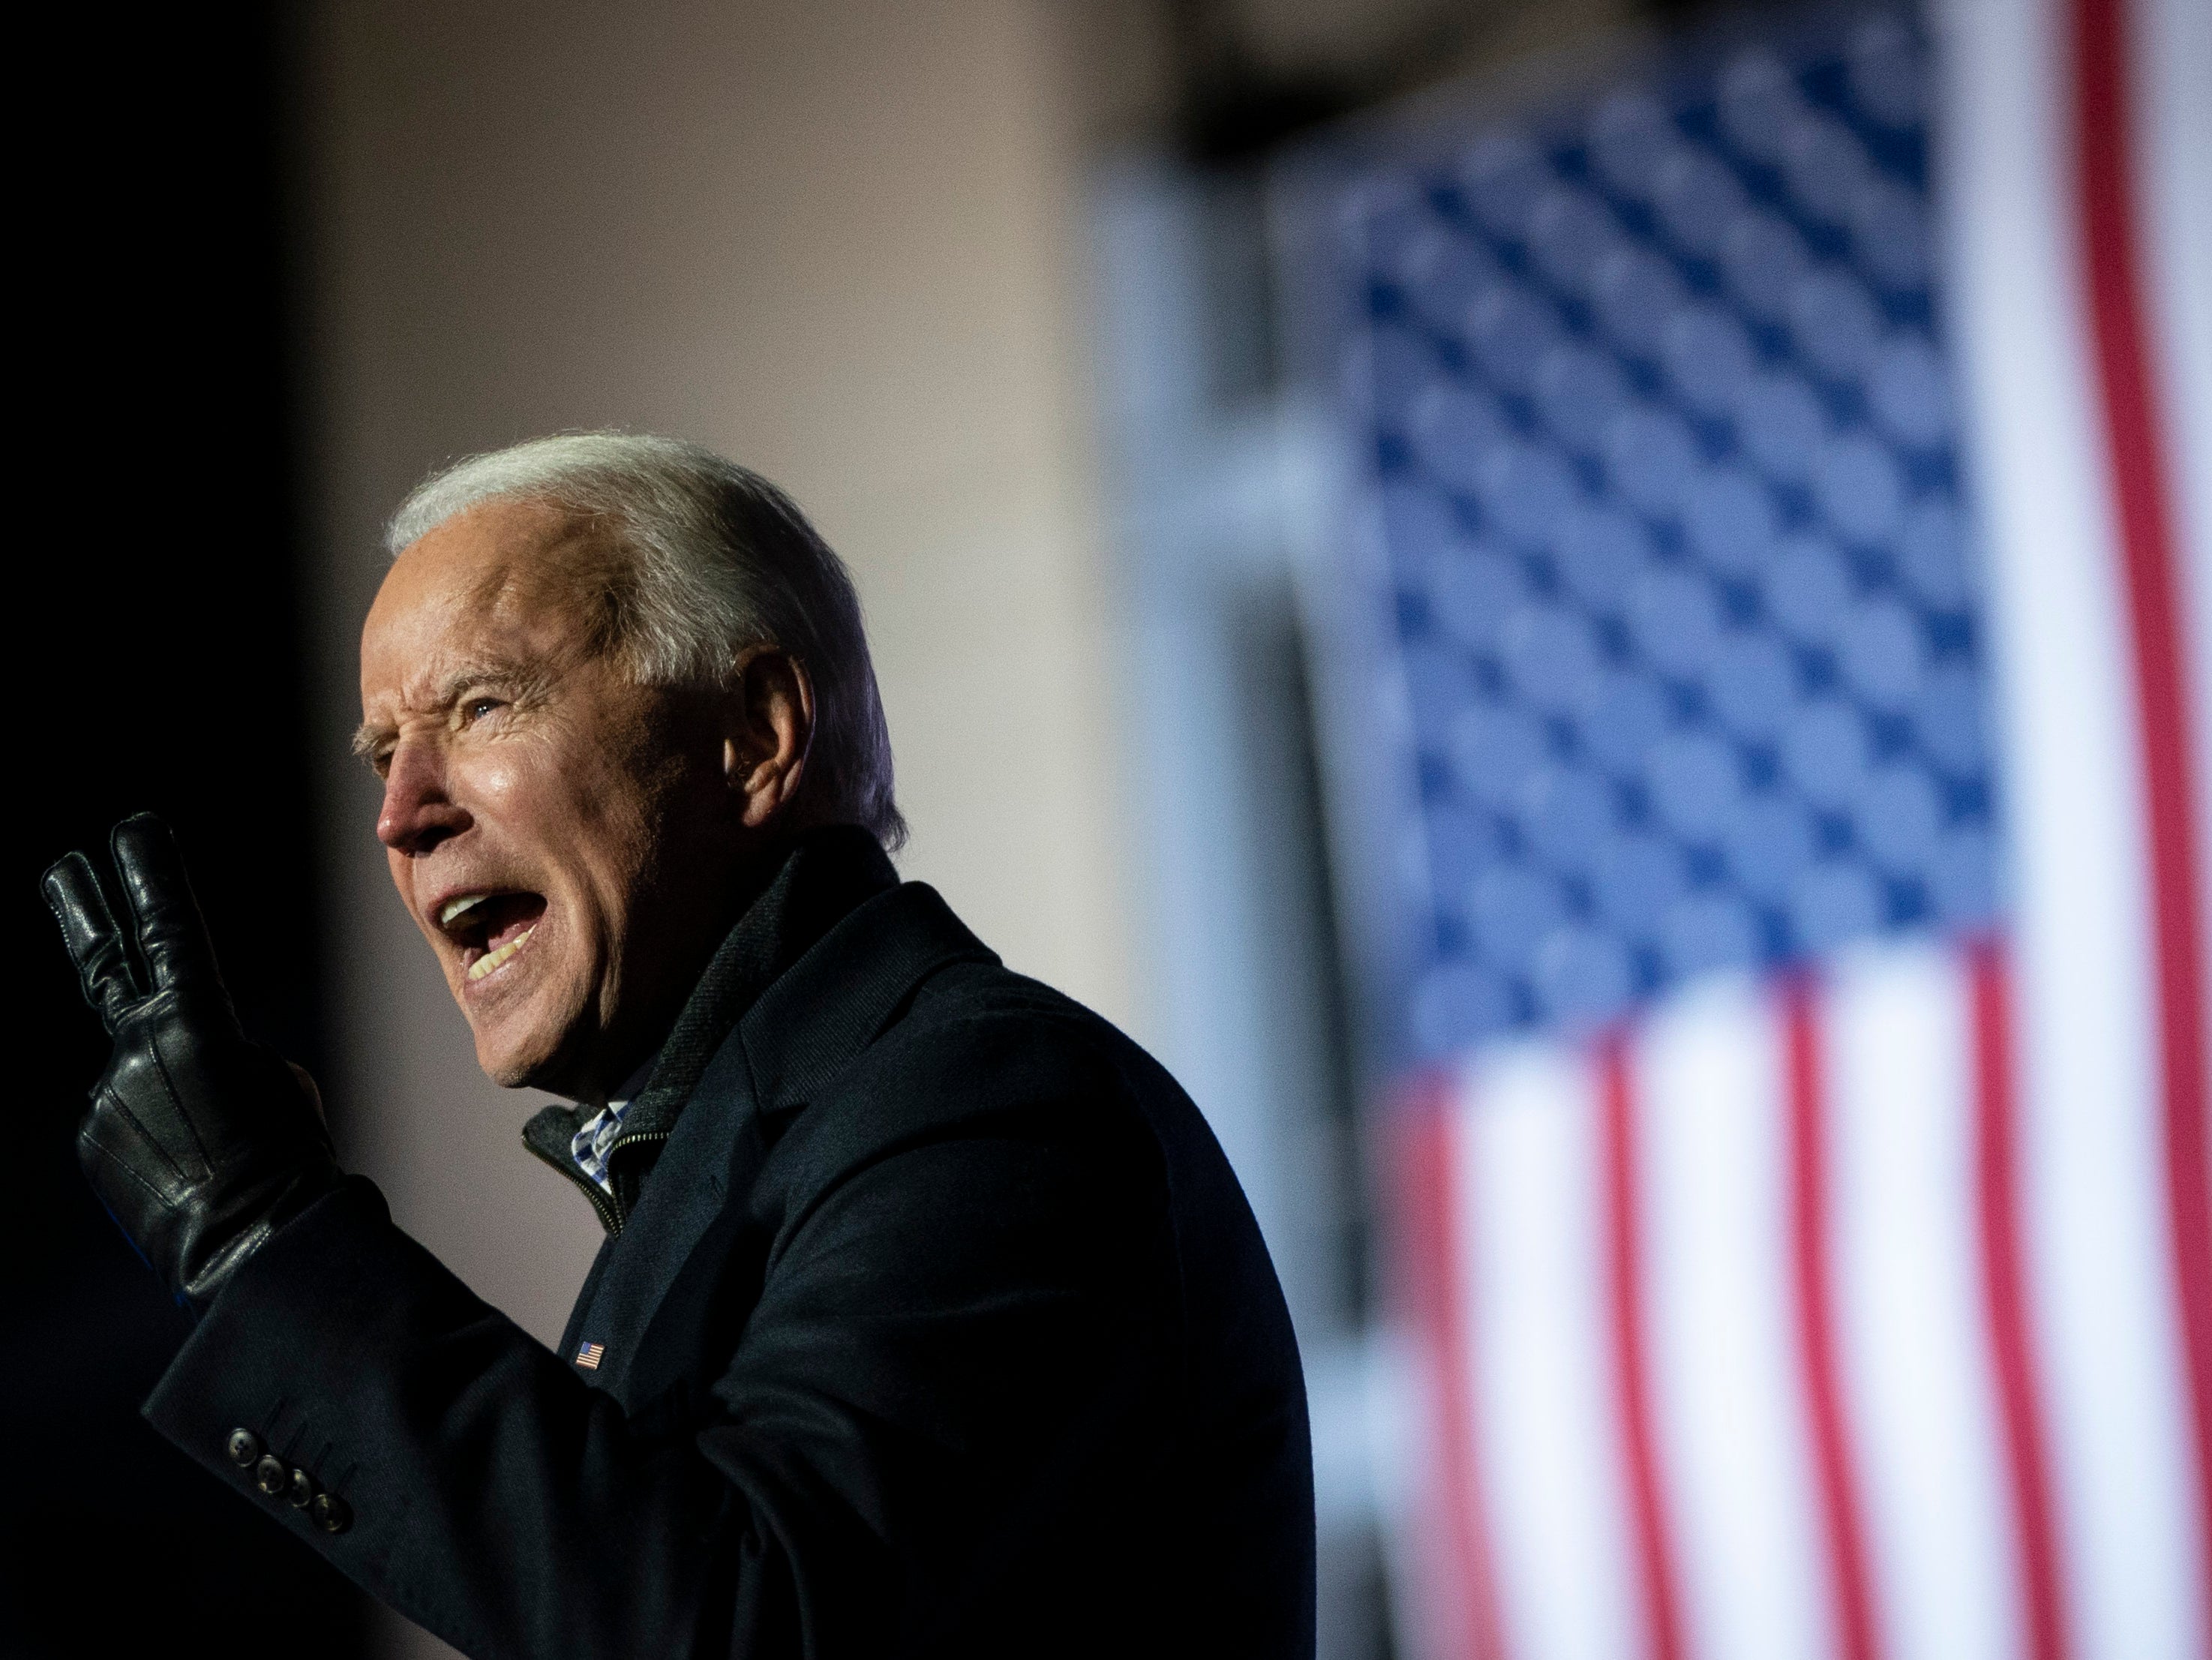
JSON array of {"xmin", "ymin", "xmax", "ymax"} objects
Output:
[
  {"xmin": 1824, "ymin": 940, "xmax": 2019, "ymax": 1660},
  {"xmin": 1454, "ymin": 1044, "xmax": 1643, "ymax": 1660},
  {"xmin": 1636, "ymin": 974, "xmax": 1830, "ymax": 1660},
  {"xmin": 1937, "ymin": 0, "xmax": 2208, "ymax": 1652}
]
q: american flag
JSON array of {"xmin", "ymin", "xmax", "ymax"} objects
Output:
[
  {"xmin": 1297, "ymin": 2, "xmax": 2210, "ymax": 1656},
  {"xmin": 575, "ymin": 1341, "xmax": 605, "ymax": 1371}
]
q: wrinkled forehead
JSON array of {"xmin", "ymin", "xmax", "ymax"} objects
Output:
[{"xmin": 360, "ymin": 498, "xmax": 617, "ymax": 710}]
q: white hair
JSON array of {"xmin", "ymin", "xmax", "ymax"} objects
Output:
[{"xmin": 387, "ymin": 431, "xmax": 906, "ymax": 849}]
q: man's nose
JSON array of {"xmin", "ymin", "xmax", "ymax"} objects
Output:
[{"xmin": 377, "ymin": 738, "xmax": 470, "ymax": 856}]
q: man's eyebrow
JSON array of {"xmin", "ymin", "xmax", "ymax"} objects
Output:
[
  {"xmin": 350, "ymin": 658, "xmax": 556, "ymax": 760},
  {"xmin": 350, "ymin": 719, "xmax": 391, "ymax": 761}
]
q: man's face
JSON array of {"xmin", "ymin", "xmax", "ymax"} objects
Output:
[{"xmin": 357, "ymin": 500, "xmax": 741, "ymax": 1097}]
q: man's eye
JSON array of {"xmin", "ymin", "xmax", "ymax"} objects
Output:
[{"xmin": 465, "ymin": 698, "xmax": 503, "ymax": 721}]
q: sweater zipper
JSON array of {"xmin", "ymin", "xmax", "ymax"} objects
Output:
[
  {"xmin": 602, "ymin": 1128, "xmax": 675, "ymax": 1232},
  {"xmin": 522, "ymin": 1125, "xmax": 675, "ymax": 1238},
  {"xmin": 524, "ymin": 1134, "xmax": 622, "ymax": 1236}
]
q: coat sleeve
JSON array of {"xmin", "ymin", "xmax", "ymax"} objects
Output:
[{"xmin": 143, "ymin": 1106, "xmax": 1174, "ymax": 1660}]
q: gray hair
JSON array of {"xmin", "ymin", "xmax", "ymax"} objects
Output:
[{"xmin": 386, "ymin": 431, "xmax": 905, "ymax": 849}]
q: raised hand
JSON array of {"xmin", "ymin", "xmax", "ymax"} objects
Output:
[{"xmin": 44, "ymin": 814, "xmax": 343, "ymax": 1314}]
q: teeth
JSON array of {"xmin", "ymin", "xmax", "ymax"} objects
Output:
[
  {"xmin": 467, "ymin": 926, "xmax": 535, "ymax": 982},
  {"xmin": 441, "ymin": 893, "xmax": 492, "ymax": 926}
]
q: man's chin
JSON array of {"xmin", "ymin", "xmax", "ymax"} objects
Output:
[
  {"xmin": 470, "ymin": 1010, "xmax": 587, "ymax": 1094},
  {"xmin": 476, "ymin": 1049, "xmax": 548, "ymax": 1091}
]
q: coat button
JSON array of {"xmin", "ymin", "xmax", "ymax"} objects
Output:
[
  {"xmin": 227, "ymin": 1429, "xmax": 260, "ymax": 1467},
  {"xmin": 254, "ymin": 1454, "xmax": 288, "ymax": 1496},
  {"xmin": 288, "ymin": 1468, "xmax": 316, "ymax": 1508},
  {"xmin": 310, "ymin": 1493, "xmax": 352, "ymax": 1535}
]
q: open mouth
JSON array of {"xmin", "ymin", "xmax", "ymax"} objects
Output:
[{"xmin": 438, "ymin": 890, "xmax": 549, "ymax": 983}]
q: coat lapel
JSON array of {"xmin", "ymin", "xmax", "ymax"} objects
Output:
[
  {"xmin": 568, "ymin": 1027, "xmax": 767, "ymax": 1408},
  {"xmin": 552, "ymin": 834, "xmax": 995, "ymax": 1412}
]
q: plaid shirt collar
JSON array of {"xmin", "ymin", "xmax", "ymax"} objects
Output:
[{"xmin": 570, "ymin": 1049, "xmax": 660, "ymax": 1196}]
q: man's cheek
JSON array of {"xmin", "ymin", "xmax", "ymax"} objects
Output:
[
  {"xmin": 388, "ymin": 854, "xmax": 434, "ymax": 942},
  {"xmin": 468, "ymin": 747, "xmax": 542, "ymax": 819}
]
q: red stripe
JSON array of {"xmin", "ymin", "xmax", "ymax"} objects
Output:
[
  {"xmin": 1782, "ymin": 976, "xmax": 1883, "ymax": 1660},
  {"xmin": 1598, "ymin": 1031, "xmax": 1688, "ymax": 1660},
  {"xmin": 1394, "ymin": 1079, "xmax": 1507, "ymax": 1659},
  {"xmin": 2071, "ymin": 0, "xmax": 2212, "ymax": 1601},
  {"xmin": 1970, "ymin": 940, "xmax": 2071, "ymax": 1660}
]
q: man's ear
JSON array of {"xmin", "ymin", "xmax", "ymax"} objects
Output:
[{"xmin": 722, "ymin": 647, "xmax": 816, "ymax": 831}]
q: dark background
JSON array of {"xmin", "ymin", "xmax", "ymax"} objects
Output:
[{"xmin": 8, "ymin": 7, "xmax": 368, "ymax": 1652}]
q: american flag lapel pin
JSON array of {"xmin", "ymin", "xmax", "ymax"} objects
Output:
[{"xmin": 575, "ymin": 1341, "xmax": 605, "ymax": 1370}]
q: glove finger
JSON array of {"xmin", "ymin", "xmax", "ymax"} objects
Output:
[
  {"xmin": 41, "ymin": 851, "xmax": 143, "ymax": 1029},
  {"xmin": 110, "ymin": 814, "xmax": 233, "ymax": 1005}
]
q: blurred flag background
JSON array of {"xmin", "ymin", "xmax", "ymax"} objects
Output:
[{"xmin": 1276, "ymin": 2, "xmax": 2210, "ymax": 1656}]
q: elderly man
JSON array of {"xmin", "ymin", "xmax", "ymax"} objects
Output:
[{"xmin": 44, "ymin": 434, "xmax": 1313, "ymax": 1658}]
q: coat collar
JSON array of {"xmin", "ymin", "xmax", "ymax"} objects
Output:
[
  {"xmin": 735, "ymin": 878, "xmax": 995, "ymax": 1116},
  {"xmin": 522, "ymin": 824, "xmax": 899, "ymax": 1224},
  {"xmin": 622, "ymin": 824, "xmax": 904, "ymax": 1145},
  {"xmin": 545, "ymin": 830, "xmax": 998, "ymax": 1404}
]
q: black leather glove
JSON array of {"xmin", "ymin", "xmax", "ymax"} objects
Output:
[{"xmin": 43, "ymin": 814, "xmax": 343, "ymax": 1316}]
